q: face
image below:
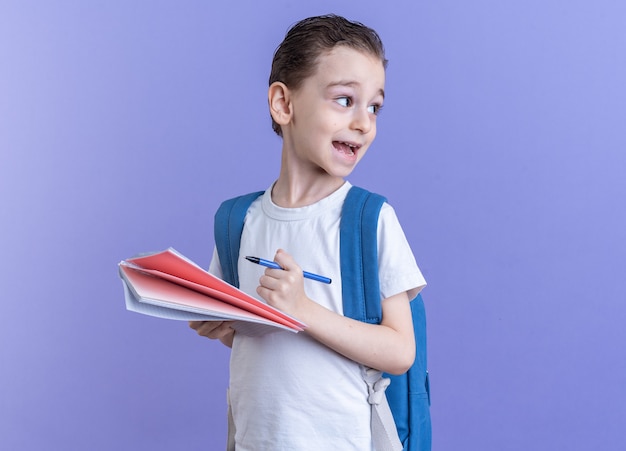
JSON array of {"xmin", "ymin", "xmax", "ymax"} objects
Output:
[{"xmin": 280, "ymin": 46, "xmax": 386, "ymax": 180}]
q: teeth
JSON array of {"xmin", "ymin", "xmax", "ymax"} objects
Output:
[
  {"xmin": 340, "ymin": 142, "xmax": 355, "ymax": 155},
  {"xmin": 335, "ymin": 141, "xmax": 357, "ymax": 156}
]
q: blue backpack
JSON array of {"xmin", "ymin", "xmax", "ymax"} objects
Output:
[{"xmin": 214, "ymin": 186, "xmax": 431, "ymax": 451}]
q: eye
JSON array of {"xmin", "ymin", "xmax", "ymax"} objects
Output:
[
  {"xmin": 368, "ymin": 104, "xmax": 383, "ymax": 115},
  {"xmin": 335, "ymin": 96, "xmax": 352, "ymax": 107}
]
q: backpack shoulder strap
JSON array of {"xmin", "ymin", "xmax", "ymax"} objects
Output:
[
  {"xmin": 341, "ymin": 186, "xmax": 403, "ymax": 451},
  {"xmin": 214, "ymin": 191, "xmax": 264, "ymax": 287},
  {"xmin": 341, "ymin": 185, "xmax": 432, "ymax": 451},
  {"xmin": 340, "ymin": 186, "xmax": 387, "ymax": 324}
]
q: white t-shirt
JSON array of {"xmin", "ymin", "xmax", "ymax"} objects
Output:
[{"xmin": 209, "ymin": 182, "xmax": 426, "ymax": 451}]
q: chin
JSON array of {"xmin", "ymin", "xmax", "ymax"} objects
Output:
[{"xmin": 328, "ymin": 165, "xmax": 358, "ymax": 179}]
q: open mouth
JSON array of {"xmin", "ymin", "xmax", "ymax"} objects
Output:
[{"xmin": 333, "ymin": 141, "xmax": 360, "ymax": 156}]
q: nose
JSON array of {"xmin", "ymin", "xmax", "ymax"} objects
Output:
[{"xmin": 350, "ymin": 107, "xmax": 373, "ymax": 134}]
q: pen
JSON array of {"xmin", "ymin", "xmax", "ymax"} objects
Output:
[{"xmin": 245, "ymin": 256, "xmax": 332, "ymax": 284}]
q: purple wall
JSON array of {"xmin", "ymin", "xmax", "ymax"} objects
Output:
[{"xmin": 2, "ymin": 1, "xmax": 625, "ymax": 450}]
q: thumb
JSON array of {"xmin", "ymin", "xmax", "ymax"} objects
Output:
[{"xmin": 273, "ymin": 249, "xmax": 299, "ymax": 272}]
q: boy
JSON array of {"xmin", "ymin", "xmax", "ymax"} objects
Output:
[{"xmin": 190, "ymin": 14, "xmax": 426, "ymax": 450}]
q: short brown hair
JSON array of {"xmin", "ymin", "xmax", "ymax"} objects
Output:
[{"xmin": 269, "ymin": 14, "xmax": 387, "ymax": 136}]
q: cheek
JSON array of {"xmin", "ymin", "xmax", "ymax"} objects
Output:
[{"xmin": 368, "ymin": 123, "xmax": 377, "ymax": 141}]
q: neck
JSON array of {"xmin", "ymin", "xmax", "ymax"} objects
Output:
[{"xmin": 271, "ymin": 168, "xmax": 345, "ymax": 208}]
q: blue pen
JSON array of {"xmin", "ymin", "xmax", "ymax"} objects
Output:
[{"xmin": 245, "ymin": 256, "xmax": 332, "ymax": 284}]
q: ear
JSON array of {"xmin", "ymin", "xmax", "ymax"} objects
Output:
[{"xmin": 268, "ymin": 82, "xmax": 292, "ymax": 128}]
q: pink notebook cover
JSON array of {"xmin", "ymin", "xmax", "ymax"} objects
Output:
[{"xmin": 123, "ymin": 248, "xmax": 305, "ymax": 330}]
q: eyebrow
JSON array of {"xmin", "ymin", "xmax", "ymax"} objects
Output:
[{"xmin": 327, "ymin": 81, "xmax": 385, "ymax": 100}]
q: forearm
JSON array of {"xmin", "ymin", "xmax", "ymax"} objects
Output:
[
  {"xmin": 257, "ymin": 251, "xmax": 415, "ymax": 374},
  {"xmin": 297, "ymin": 292, "xmax": 415, "ymax": 375}
]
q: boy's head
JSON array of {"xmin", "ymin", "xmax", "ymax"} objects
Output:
[{"xmin": 269, "ymin": 14, "xmax": 387, "ymax": 136}]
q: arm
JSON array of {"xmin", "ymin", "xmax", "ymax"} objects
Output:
[{"xmin": 256, "ymin": 249, "xmax": 416, "ymax": 375}]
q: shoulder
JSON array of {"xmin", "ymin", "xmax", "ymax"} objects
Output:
[
  {"xmin": 379, "ymin": 201, "xmax": 401, "ymax": 224},
  {"xmin": 215, "ymin": 189, "xmax": 267, "ymax": 223},
  {"xmin": 218, "ymin": 190, "xmax": 265, "ymax": 209}
]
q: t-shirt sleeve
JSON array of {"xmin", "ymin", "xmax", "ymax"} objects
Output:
[{"xmin": 377, "ymin": 203, "xmax": 427, "ymax": 301}]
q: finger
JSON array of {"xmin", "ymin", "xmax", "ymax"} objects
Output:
[
  {"xmin": 263, "ymin": 266, "xmax": 283, "ymax": 282},
  {"xmin": 273, "ymin": 249, "xmax": 299, "ymax": 272},
  {"xmin": 195, "ymin": 321, "xmax": 229, "ymax": 339},
  {"xmin": 198, "ymin": 321, "xmax": 224, "ymax": 334},
  {"xmin": 259, "ymin": 273, "xmax": 281, "ymax": 290},
  {"xmin": 206, "ymin": 322, "xmax": 235, "ymax": 339},
  {"xmin": 257, "ymin": 284, "xmax": 277, "ymax": 306}
]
